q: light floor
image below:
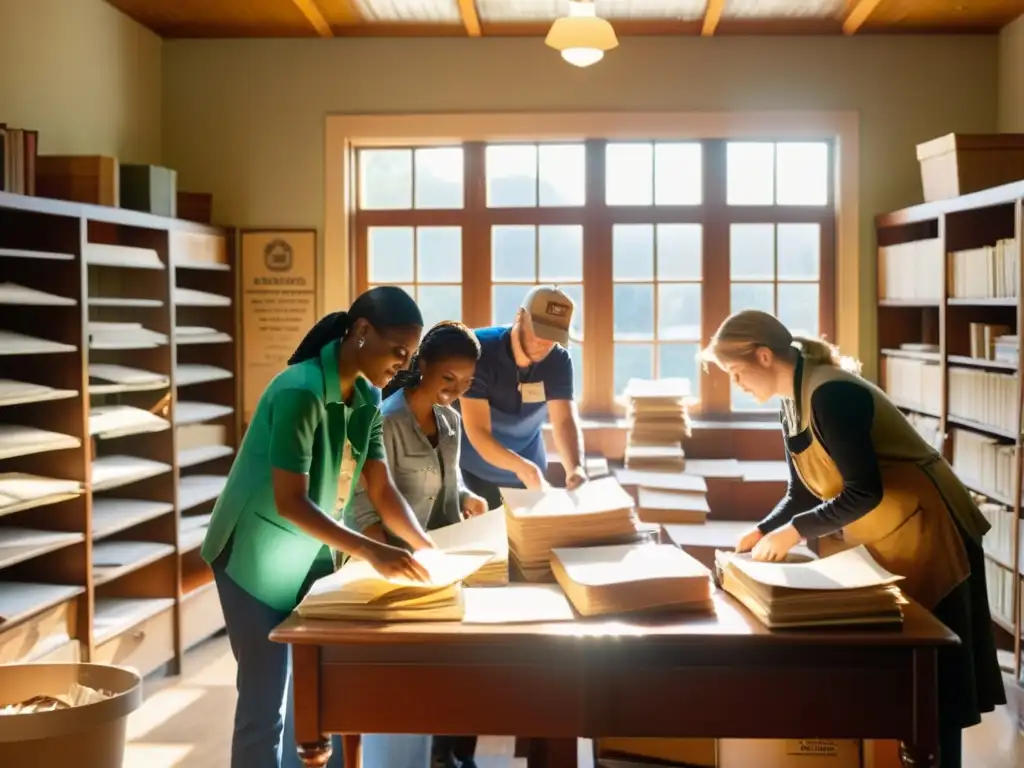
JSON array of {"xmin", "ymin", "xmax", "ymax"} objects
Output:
[{"xmin": 124, "ymin": 634, "xmax": 1024, "ymax": 768}]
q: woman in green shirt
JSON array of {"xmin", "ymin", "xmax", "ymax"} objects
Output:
[{"xmin": 202, "ymin": 286, "xmax": 436, "ymax": 768}]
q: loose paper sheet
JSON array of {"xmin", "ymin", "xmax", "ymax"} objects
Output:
[
  {"xmin": 430, "ymin": 507, "xmax": 508, "ymax": 558},
  {"xmin": 461, "ymin": 584, "xmax": 576, "ymax": 624},
  {"xmin": 501, "ymin": 476, "xmax": 634, "ymax": 518}
]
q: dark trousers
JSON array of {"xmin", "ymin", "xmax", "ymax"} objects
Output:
[{"xmin": 461, "ymin": 469, "xmax": 515, "ymax": 511}]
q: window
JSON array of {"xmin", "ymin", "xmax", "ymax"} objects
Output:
[{"xmin": 354, "ymin": 139, "xmax": 833, "ymax": 417}]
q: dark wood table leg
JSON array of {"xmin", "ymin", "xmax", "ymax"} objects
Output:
[
  {"xmin": 899, "ymin": 744, "xmax": 938, "ymax": 767},
  {"xmin": 527, "ymin": 737, "xmax": 577, "ymax": 768},
  {"xmin": 297, "ymin": 738, "xmax": 333, "ymax": 768}
]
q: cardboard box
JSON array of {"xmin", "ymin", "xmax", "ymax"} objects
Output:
[
  {"xmin": 719, "ymin": 739, "xmax": 861, "ymax": 768},
  {"xmin": 917, "ymin": 133, "xmax": 1024, "ymax": 203},
  {"xmin": 36, "ymin": 154, "xmax": 119, "ymax": 207},
  {"xmin": 597, "ymin": 738, "xmax": 717, "ymax": 767}
]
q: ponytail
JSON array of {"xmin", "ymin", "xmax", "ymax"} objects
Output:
[
  {"xmin": 382, "ymin": 351, "xmax": 423, "ymax": 399},
  {"xmin": 793, "ymin": 335, "xmax": 862, "ymax": 374},
  {"xmin": 288, "ymin": 311, "xmax": 350, "ymax": 365}
]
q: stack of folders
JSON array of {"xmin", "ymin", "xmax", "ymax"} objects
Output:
[
  {"xmin": 550, "ymin": 542, "xmax": 714, "ymax": 617},
  {"xmin": 295, "ymin": 549, "xmax": 494, "ymax": 622},
  {"xmin": 429, "ymin": 507, "xmax": 509, "ymax": 587},
  {"xmin": 714, "ymin": 545, "xmax": 906, "ymax": 629},
  {"xmin": 501, "ymin": 477, "xmax": 642, "ymax": 582},
  {"xmin": 621, "ymin": 378, "xmax": 692, "ymax": 471}
]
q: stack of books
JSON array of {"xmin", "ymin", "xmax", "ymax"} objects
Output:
[
  {"xmin": 502, "ymin": 477, "xmax": 642, "ymax": 581},
  {"xmin": 550, "ymin": 542, "xmax": 714, "ymax": 617},
  {"xmin": 430, "ymin": 507, "xmax": 509, "ymax": 587},
  {"xmin": 714, "ymin": 545, "xmax": 906, "ymax": 629},
  {"xmin": 621, "ymin": 378, "xmax": 692, "ymax": 471}
]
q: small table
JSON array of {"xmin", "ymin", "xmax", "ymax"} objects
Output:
[{"xmin": 270, "ymin": 592, "xmax": 956, "ymax": 768}]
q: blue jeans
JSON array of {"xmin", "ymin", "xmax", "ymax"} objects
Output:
[{"xmin": 213, "ymin": 552, "xmax": 431, "ymax": 768}]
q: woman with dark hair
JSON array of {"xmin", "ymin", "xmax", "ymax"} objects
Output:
[
  {"xmin": 201, "ymin": 286, "xmax": 438, "ymax": 768},
  {"xmin": 347, "ymin": 321, "xmax": 488, "ymax": 768}
]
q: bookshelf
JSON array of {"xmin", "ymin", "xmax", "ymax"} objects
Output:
[
  {"xmin": 0, "ymin": 190, "xmax": 238, "ymax": 673},
  {"xmin": 876, "ymin": 179, "xmax": 1024, "ymax": 680}
]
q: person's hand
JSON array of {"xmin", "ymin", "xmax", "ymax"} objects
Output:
[
  {"xmin": 736, "ymin": 527, "xmax": 763, "ymax": 553},
  {"xmin": 565, "ymin": 465, "xmax": 588, "ymax": 491},
  {"xmin": 461, "ymin": 493, "xmax": 488, "ymax": 518},
  {"xmin": 750, "ymin": 525, "xmax": 802, "ymax": 562},
  {"xmin": 363, "ymin": 541, "xmax": 431, "ymax": 582},
  {"xmin": 516, "ymin": 460, "xmax": 549, "ymax": 491}
]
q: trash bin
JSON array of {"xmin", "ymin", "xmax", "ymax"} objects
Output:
[{"xmin": 0, "ymin": 662, "xmax": 143, "ymax": 768}]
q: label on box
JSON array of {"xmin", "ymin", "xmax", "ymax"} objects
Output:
[{"xmin": 786, "ymin": 740, "xmax": 841, "ymax": 758}]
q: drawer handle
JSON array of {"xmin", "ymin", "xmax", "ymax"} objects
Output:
[{"xmin": 131, "ymin": 630, "xmax": 146, "ymax": 642}]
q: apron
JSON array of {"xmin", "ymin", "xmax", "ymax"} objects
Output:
[{"xmin": 787, "ymin": 360, "xmax": 982, "ymax": 610}]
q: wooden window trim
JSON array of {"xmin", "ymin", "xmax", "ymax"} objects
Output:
[{"xmin": 326, "ymin": 112, "xmax": 860, "ymax": 418}]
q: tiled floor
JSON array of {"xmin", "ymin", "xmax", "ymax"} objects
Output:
[{"xmin": 124, "ymin": 634, "xmax": 1024, "ymax": 767}]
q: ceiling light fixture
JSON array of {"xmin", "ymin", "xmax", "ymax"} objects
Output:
[{"xmin": 544, "ymin": 0, "xmax": 619, "ymax": 68}]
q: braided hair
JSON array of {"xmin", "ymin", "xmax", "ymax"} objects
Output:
[
  {"xmin": 382, "ymin": 321, "xmax": 481, "ymax": 400},
  {"xmin": 288, "ymin": 286, "xmax": 423, "ymax": 365}
]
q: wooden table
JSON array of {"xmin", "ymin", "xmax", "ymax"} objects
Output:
[{"xmin": 270, "ymin": 592, "xmax": 957, "ymax": 768}]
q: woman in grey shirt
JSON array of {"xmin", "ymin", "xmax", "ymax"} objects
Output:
[{"xmin": 346, "ymin": 320, "xmax": 487, "ymax": 768}]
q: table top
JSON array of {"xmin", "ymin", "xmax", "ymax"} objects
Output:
[{"xmin": 270, "ymin": 590, "xmax": 959, "ymax": 650}]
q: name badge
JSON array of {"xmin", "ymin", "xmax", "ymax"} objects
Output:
[{"xmin": 520, "ymin": 381, "xmax": 546, "ymax": 404}]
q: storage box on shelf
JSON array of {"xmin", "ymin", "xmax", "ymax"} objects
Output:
[
  {"xmin": 0, "ymin": 190, "xmax": 237, "ymax": 671},
  {"xmin": 875, "ymin": 179, "xmax": 1024, "ymax": 684}
]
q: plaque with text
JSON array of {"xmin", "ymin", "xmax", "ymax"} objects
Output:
[{"xmin": 240, "ymin": 230, "xmax": 317, "ymax": 424}]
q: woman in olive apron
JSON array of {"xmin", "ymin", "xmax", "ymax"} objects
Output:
[{"xmin": 701, "ymin": 309, "xmax": 1005, "ymax": 768}]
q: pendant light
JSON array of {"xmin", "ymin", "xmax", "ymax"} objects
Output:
[{"xmin": 544, "ymin": 0, "xmax": 619, "ymax": 68}]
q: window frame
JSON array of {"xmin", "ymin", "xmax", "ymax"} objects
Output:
[{"xmin": 327, "ymin": 112, "xmax": 859, "ymax": 420}]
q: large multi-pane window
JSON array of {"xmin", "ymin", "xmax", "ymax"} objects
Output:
[{"xmin": 354, "ymin": 139, "xmax": 833, "ymax": 418}]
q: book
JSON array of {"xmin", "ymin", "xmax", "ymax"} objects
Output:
[
  {"xmin": 714, "ymin": 545, "xmax": 906, "ymax": 629},
  {"xmin": 295, "ymin": 549, "xmax": 494, "ymax": 621},
  {"xmin": 550, "ymin": 542, "xmax": 714, "ymax": 617}
]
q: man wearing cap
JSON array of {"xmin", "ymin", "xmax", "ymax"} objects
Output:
[{"xmin": 457, "ymin": 285, "xmax": 587, "ymax": 511}]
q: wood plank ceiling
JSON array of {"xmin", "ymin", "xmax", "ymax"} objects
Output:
[{"xmin": 105, "ymin": 0, "xmax": 1024, "ymax": 38}]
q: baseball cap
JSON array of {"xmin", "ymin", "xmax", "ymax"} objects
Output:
[{"xmin": 520, "ymin": 285, "xmax": 575, "ymax": 346}]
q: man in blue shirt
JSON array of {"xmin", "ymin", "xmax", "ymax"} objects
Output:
[{"xmin": 458, "ymin": 285, "xmax": 587, "ymax": 510}]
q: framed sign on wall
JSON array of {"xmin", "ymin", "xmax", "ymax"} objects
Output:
[{"xmin": 239, "ymin": 229, "xmax": 318, "ymax": 425}]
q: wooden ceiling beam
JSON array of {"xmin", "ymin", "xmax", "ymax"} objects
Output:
[
  {"xmin": 457, "ymin": 0, "xmax": 482, "ymax": 36},
  {"xmin": 842, "ymin": 0, "xmax": 884, "ymax": 34},
  {"xmin": 290, "ymin": 0, "xmax": 334, "ymax": 36},
  {"xmin": 701, "ymin": 0, "xmax": 725, "ymax": 36}
]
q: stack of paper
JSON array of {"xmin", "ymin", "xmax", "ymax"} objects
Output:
[
  {"xmin": 173, "ymin": 287, "xmax": 232, "ymax": 307},
  {"xmin": 296, "ymin": 549, "xmax": 494, "ymax": 621},
  {"xmin": 551, "ymin": 542, "xmax": 714, "ymax": 617},
  {"xmin": 714, "ymin": 545, "xmax": 906, "ymax": 629},
  {"xmin": 0, "ymin": 379, "xmax": 76, "ymax": 407},
  {"xmin": 621, "ymin": 378, "xmax": 692, "ymax": 471},
  {"xmin": 0, "ymin": 473, "xmax": 82, "ymax": 515},
  {"xmin": 501, "ymin": 477, "xmax": 642, "ymax": 581},
  {"xmin": 175, "ymin": 326, "xmax": 232, "ymax": 345},
  {"xmin": 89, "ymin": 405, "xmax": 169, "ymax": 439},
  {"xmin": 88, "ymin": 322, "xmax": 168, "ymax": 349},
  {"xmin": 430, "ymin": 507, "xmax": 509, "ymax": 586},
  {"xmin": 0, "ymin": 330, "xmax": 76, "ymax": 356},
  {"xmin": 0, "ymin": 425, "xmax": 80, "ymax": 460},
  {"xmin": 89, "ymin": 364, "xmax": 169, "ymax": 394}
]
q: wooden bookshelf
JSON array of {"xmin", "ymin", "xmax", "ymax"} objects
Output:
[
  {"xmin": 876, "ymin": 179, "xmax": 1024, "ymax": 680},
  {"xmin": 0, "ymin": 190, "xmax": 238, "ymax": 673}
]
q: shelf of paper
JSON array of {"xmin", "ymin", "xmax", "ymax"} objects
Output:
[
  {"xmin": 0, "ymin": 474, "xmax": 83, "ymax": 518},
  {"xmin": 0, "ymin": 583, "xmax": 83, "ymax": 627},
  {"xmin": 91, "ymin": 455, "xmax": 172, "ymax": 492},
  {"xmin": 0, "ymin": 528, "xmax": 84, "ymax": 570},
  {"xmin": 178, "ymin": 444, "xmax": 234, "ymax": 469},
  {"xmin": 0, "ymin": 379, "xmax": 77, "ymax": 407},
  {"xmin": 175, "ymin": 364, "xmax": 233, "ymax": 387},
  {"xmin": 89, "ymin": 405, "xmax": 170, "ymax": 440},
  {"xmin": 0, "ymin": 247, "xmax": 74, "ymax": 262},
  {"xmin": 0, "ymin": 330, "xmax": 76, "ymax": 356},
  {"xmin": 985, "ymin": 559, "xmax": 1015, "ymax": 628},
  {"xmin": 92, "ymin": 540, "xmax": 176, "ymax": 585},
  {"xmin": 948, "ymin": 368, "xmax": 1019, "ymax": 435},
  {"xmin": 173, "ymin": 287, "xmax": 232, "ymax": 307},
  {"xmin": 877, "ymin": 239, "xmax": 944, "ymax": 301},
  {"xmin": 0, "ymin": 425, "xmax": 81, "ymax": 460},
  {"xmin": 948, "ymin": 238, "xmax": 1019, "ymax": 299},
  {"xmin": 88, "ymin": 364, "xmax": 170, "ymax": 395},
  {"xmin": 87, "ymin": 297, "xmax": 163, "ymax": 308},
  {"xmin": 882, "ymin": 356, "xmax": 943, "ymax": 415},
  {"xmin": 715, "ymin": 546, "xmax": 906, "ymax": 629},
  {"xmin": 92, "ymin": 499, "xmax": 175, "ymax": 539},
  {"xmin": 178, "ymin": 513, "xmax": 213, "ymax": 553},
  {"xmin": 174, "ymin": 326, "xmax": 232, "ymax": 345},
  {"xmin": 174, "ymin": 401, "xmax": 233, "ymax": 426},
  {"xmin": 976, "ymin": 496, "xmax": 1024, "ymax": 571},
  {"xmin": 178, "ymin": 474, "xmax": 227, "ymax": 511},
  {"xmin": 551, "ymin": 542, "xmax": 713, "ymax": 617},
  {"xmin": 502, "ymin": 477, "xmax": 643, "ymax": 582},
  {"xmin": 296, "ymin": 549, "xmax": 493, "ymax": 621},
  {"xmin": 0, "ymin": 283, "xmax": 77, "ymax": 307},
  {"xmin": 93, "ymin": 597, "xmax": 175, "ymax": 645},
  {"xmin": 88, "ymin": 322, "xmax": 168, "ymax": 350},
  {"xmin": 84, "ymin": 243, "xmax": 165, "ymax": 271},
  {"xmin": 952, "ymin": 428, "xmax": 1019, "ymax": 503}
]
